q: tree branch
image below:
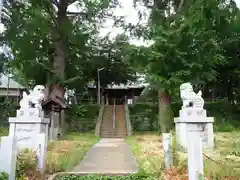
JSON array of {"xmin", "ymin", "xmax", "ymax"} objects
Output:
[
  {"xmin": 42, "ymin": 3, "xmax": 59, "ymax": 28},
  {"xmin": 177, "ymin": 0, "xmax": 185, "ymax": 12},
  {"xmin": 66, "ymin": 11, "xmax": 88, "ymax": 17}
]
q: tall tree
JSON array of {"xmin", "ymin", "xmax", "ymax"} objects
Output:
[
  {"xmin": 129, "ymin": 0, "xmax": 237, "ymax": 133},
  {"xmin": 2, "ymin": 0, "xmax": 119, "ymax": 100}
]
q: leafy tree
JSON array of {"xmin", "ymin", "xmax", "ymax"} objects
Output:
[
  {"xmin": 128, "ymin": 0, "xmax": 238, "ymax": 133},
  {"xmin": 214, "ymin": 10, "xmax": 240, "ymax": 104},
  {"xmin": 2, "ymin": 0, "xmax": 120, "ymax": 100}
]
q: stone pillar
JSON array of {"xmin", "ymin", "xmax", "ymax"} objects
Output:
[
  {"xmin": 36, "ymin": 133, "xmax": 48, "ymax": 174},
  {"xmin": 0, "ymin": 136, "xmax": 17, "ymax": 180},
  {"xmin": 162, "ymin": 133, "xmax": 173, "ymax": 169},
  {"xmin": 174, "ymin": 107, "xmax": 214, "ymax": 150},
  {"xmin": 187, "ymin": 124, "xmax": 204, "ymax": 180}
]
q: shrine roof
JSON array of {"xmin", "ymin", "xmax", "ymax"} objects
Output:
[{"xmin": 42, "ymin": 96, "xmax": 67, "ymax": 109}]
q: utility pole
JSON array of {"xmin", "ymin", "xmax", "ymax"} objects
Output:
[{"xmin": 97, "ymin": 68, "xmax": 104, "ymax": 105}]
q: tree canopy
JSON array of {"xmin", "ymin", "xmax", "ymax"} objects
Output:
[
  {"xmin": 1, "ymin": 0, "xmax": 135, "ymax": 98},
  {"xmin": 0, "ymin": 0, "xmax": 239, "ymax": 104}
]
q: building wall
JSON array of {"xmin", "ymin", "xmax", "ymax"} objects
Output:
[{"xmin": 0, "ymin": 89, "xmax": 22, "ymax": 97}]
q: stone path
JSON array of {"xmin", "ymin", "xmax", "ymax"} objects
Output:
[{"xmin": 71, "ymin": 138, "xmax": 138, "ymax": 174}]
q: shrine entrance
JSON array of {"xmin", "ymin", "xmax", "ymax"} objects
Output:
[
  {"xmin": 107, "ymin": 98, "xmax": 125, "ymax": 105},
  {"xmin": 101, "ymin": 87, "xmax": 144, "ymax": 105}
]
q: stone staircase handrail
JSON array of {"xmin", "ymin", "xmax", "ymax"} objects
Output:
[
  {"xmin": 124, "ymin": 104, "xmax": 132, "ymax": 136},
  {"xmin": 95, "ymin": 105, "xmax": 104, "ymax": 136},
  {"xmin": 113, "ymin": 103, "xmax": 116, "ymax": 138}
]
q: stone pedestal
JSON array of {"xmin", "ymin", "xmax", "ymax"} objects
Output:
[
  {"xmin": 174, "ymin": 107, "xmax": 214, "ymax": 150},
  {"xmin": 8, "ymin": 108, "xmax": 50, "ymax": 172},
  {"xmin": 9, "ymin": 108, "xmax": 50, "ymax": 150}
]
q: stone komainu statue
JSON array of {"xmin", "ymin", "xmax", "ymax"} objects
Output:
[
  {"xmin": 180, "ymin": 82, "xmax": 204, "ymax": 109},
  {"xmin": 19, "ymin": 85, "xmax": 45, "ymax": 109}
]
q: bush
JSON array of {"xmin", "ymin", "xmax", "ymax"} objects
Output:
[
  {"xmin": 129, "ymin": 104, "xmax": 158, "ymax": 131},
  {"xmin": 0, "ymin": 101, "xmax": 18, "ymax": 127},
  {"xmin": 130, "ymin": 100, "xmax": 240, "ymax": 132},
  {"xmin": 54, "ymin": 173, "xmax": 153, "ymax": 180},
  {"xmin": 65, "ymin": 104, "xmax": 99, "ymax": 132},
  {"xmin": 171, "ymin": 100, "xmax": 240, "ymax": 131},
  {"xmin": 0, "ymin": 172, "xmax": 8, "ymax": 180},
  {"xmin": 16, "ymin": 149, "xmax": 37, "ymax": 179}
]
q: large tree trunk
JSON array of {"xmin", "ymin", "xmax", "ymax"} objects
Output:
[
  {"xmin": 158, "ymin": 90, "xmax": 171, "ymax": 134},
  {"xmin": 51, "ymin": 0, "xmax": 68, "ymax": 101},
  {"xmin": 46, "ymin": 1, "xmax": 69, "ymax": 138}
]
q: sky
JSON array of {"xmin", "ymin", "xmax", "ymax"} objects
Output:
[
  {"xmin": 100, "ymin": 0, "xmax": 240, "ymax": 45},
  {"xmin": 98, "ymin": 0, "xmax": 150, "ymax": 45},
  {"xmin": 0, "ymin": 0, "xmax": 150, "ymax": 45},
  {"xmin": 69, "ymin": 0, "xmax": 150, "ymax": 45},
  {"xmin": 236, "ymin": 0, "xmax": 240, "ymax": 7}
]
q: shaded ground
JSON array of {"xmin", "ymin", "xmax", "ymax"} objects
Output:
[{"xmin": 72, "ymin": 138, "xmax": 138, "ymax": 173}]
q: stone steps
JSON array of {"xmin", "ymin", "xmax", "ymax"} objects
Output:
[
  {"xmin": 115, "ymin": 105, "xmax": 126, "ymax": 138},
  {"xmin": 100, "ymin": 105, "xmax": 127, "ymax": 138}
]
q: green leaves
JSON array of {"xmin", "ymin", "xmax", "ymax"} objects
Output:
[
  {"xmin": 3, "ymin": 0, "xmax": 124, "ymax": 91},
  {"xmin": 54, "ymin": 173, "xmax": 151, "ymax": 180},
  {"xmin": 128, "ymin": 0, "xmax": 238, "ymax": 99}
]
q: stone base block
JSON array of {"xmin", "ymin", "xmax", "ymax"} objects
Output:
[{"xmin": 174, "ymin": 108, "xmax": 214, "ymax": 151}]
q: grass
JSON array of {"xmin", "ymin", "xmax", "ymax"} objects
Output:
[
  {"xmin": 46, "ymin": 132, "xmax": 100, "ymax": 174},
  {"xmin": 126, "ymin": 132, "xmax": 165, "ymax": 179},
  {"xmin": 0, "ymin": 128, "xmax": 99, "ymax": 179},
  {"xmin": 0, "ymin": 128, "xmax": 99, "ymax": 175},
  {"xmin": 203, "ymin": 132, "xmax": 240, "ymax": 178},
  {"xmin": 126, "ymin": 131, "xmax": 240, "ymax": 180}
]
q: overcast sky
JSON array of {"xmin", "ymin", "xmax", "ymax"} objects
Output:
[
  {"xmin": 236, "ymin": 0, "xmax": 240, "ymax": 7},
  {"xmin": 98, "ymin": 0, "xmax": 150, "ymax": 45},
  {"xmin": 102, "ymin": 0, "xmax": 240, "ymax": 45}
]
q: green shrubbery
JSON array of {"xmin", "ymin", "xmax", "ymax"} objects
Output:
[
  {"xmin": 16, "ymin": 149, "xmax": 37, "ymax": 179},
  {"xmin": 129, "ymin": 100, "xmax": 240, "ymax": 132},
  {"xmin": 65, "ymin": 104, "xmax": 100, "ymax": 132},
  {"xmin": 129, "ymin": 104, "xmax": 158, "ymax": 131},
  {"xmin": 0, "ymin": 149, "xmax": 38, "ymax": 180},
  {"xmin": 54, "ymin": 173, "xmax": 153, "ymax": 180},
  {"xmin": 0, "ymin": 172, "xmax": 8, "ymax": 180},
  {"xmin": 0, "ymin": 101, "xmax": 18, "ymax": 128}
]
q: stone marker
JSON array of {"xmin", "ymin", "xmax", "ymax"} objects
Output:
[
  {"xmin": 8, "ymin": 85, "xmax": 50, "ymax": 173},
  {"xmin": 162, "ymin": 133, "xmax": 173, "ymax": 169}
]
